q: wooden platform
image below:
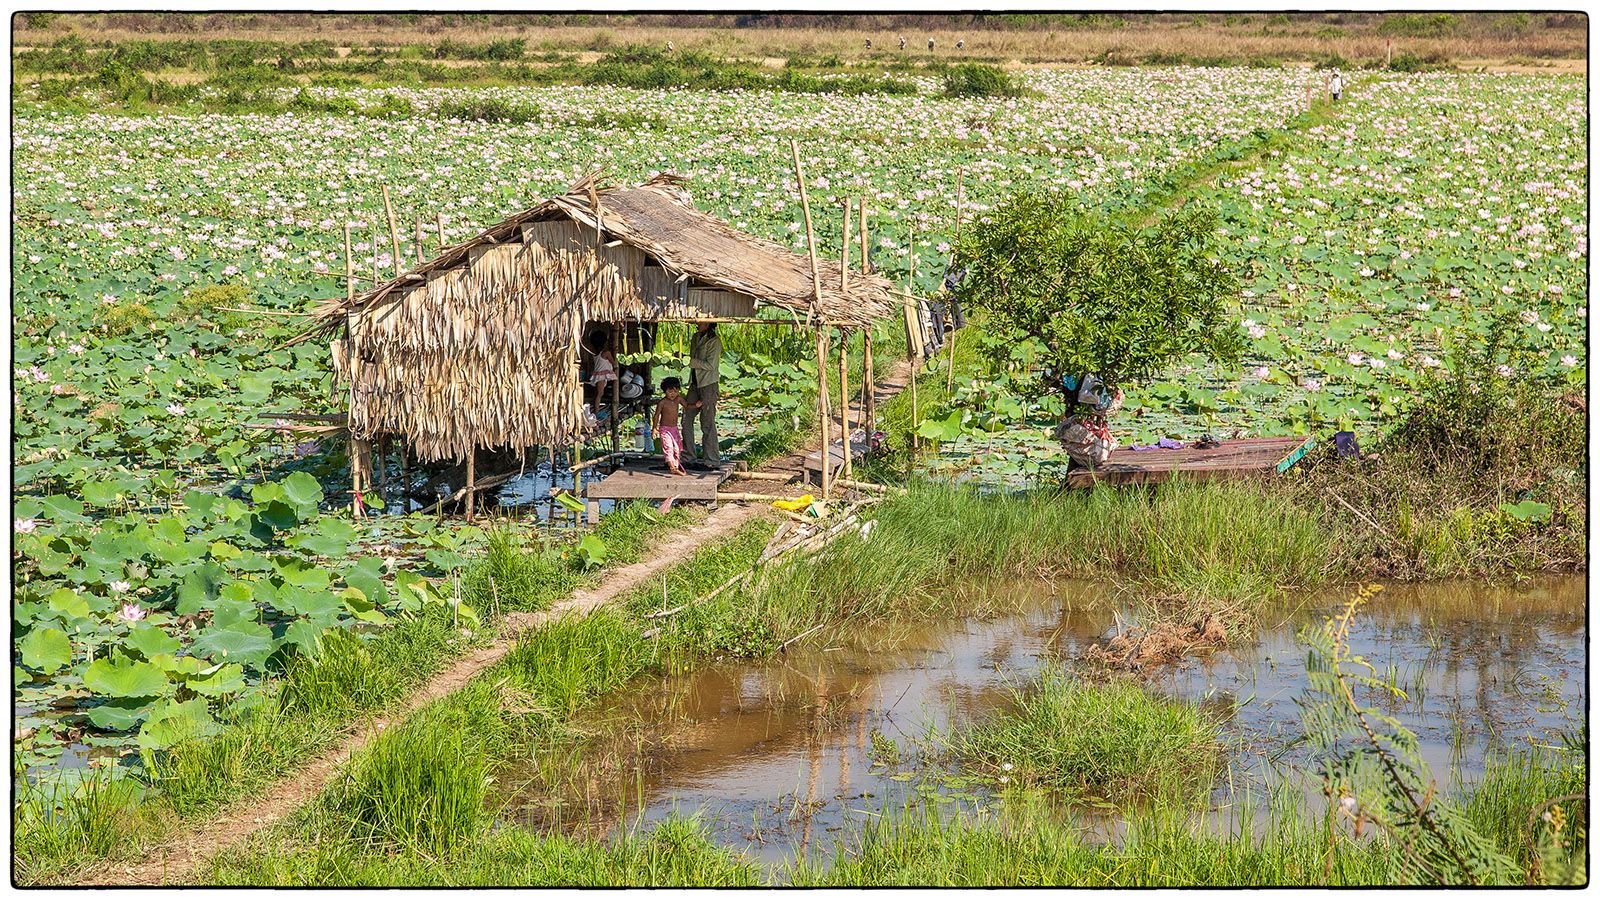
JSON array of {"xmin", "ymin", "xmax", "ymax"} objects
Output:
[
  {"xmin": 802, "ymin": 438, "xmax": 871, "ymax": 481},
  {"xmin": 583, "ymin": 459, "xmax": 739, "ymax": 501},
  {"xmin": 1065, "ymin": 436, "xmax": 1314, "ymax": 488}
]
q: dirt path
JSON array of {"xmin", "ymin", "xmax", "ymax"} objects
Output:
[{"xmin": 84, "ymin": 356, "xmax": 919, "ymax": 886}]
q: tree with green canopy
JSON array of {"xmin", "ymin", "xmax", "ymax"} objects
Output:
[{"xmin": 951, "ymin": 195, "xmax": 1244, "ymax": 406}]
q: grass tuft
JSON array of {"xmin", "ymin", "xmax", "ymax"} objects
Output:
[{"xmin": 952, "ymin": 666, "xmax": 1221, "ymax": 805}]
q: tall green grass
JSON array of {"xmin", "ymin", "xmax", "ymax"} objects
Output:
[
  {"xmin": 204, "ymin": 815, "xmax": 759, "ymax": 886},
  {"xmin": 324, "ymin": 681, "xmax": 509, "ymax": 855},
  {"xmin": 728, "ymin": 481, "xmax": 1327, "ymax": 649},
  {"xmin": 952, "ymin": 667, "xmax": 1221, "ymax": 805}
]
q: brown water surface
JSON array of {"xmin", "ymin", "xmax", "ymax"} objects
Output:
[{"xmin": 499, "ymin": 576, "xmax": 1585, "ymax": 867}]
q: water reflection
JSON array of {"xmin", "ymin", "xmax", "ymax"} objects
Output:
[{"xmin": 498, "ymin": 576, "xmax": 1585, "ymax": 867}]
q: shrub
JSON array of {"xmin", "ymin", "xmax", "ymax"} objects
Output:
[
  {"xmin": 99, "ymin": 302, "xmax": 155, "ymax": 336},
  {"xmin": 952, "ymin": 197, "xmax": 1243, "ymax": 398},
  {"xmin": 176, "ymin": 283, "xmax": 248, "ymax": 318},
  {"xmin": 1381, "ymin": 312, "xmax": 1584, "ymax": 476},
  {"xmin": 433, "ymin": 95, "xmax": 538, "ymax": 123},
  {"xmin": 941, "ymin": 63, "xmax": 1024, "ymax": 98},
  {"xmin": 1377, "ymin": 12, "xmax": 1460, "ymax": 37}
]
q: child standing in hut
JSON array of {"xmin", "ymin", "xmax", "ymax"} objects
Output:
[{"xmin": 653, "ymin": 377, "xmax": 699, "ymax": 476}]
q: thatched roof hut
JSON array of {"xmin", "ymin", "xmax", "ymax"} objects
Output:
[{"xmin": 307, "ymin": 173, "xmax": 899, "ymax": 464}]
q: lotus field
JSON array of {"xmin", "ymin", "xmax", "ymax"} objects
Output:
[{"xmin": 9, "ymin": 67, "xmax": 1587, "ymax": 779}]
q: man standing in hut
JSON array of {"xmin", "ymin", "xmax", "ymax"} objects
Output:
[{"xmin": 682, "ymin": 322, "xmax": 722, "ymax": 466}]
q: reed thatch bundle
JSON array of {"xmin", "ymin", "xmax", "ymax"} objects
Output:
[{"xmin": 310, "ymin": 174, "xmax": 898, "ymax": 463}]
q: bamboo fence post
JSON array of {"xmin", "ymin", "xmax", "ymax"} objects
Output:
[
  {"xmin": 945, "ymin": 167, "xmax": 965, "ymax": 392},
  {"xmin": 437, "ymin": 213, "xmax": 447, "ymax": 253},
  {"xmin": 574, "ymin": 441, "xmax": 583, "ymax": 503},
  {"xmin": 908, "ymin": 227, "xmax": 920, "ymax": 453},
  {"xmin": 398, "ymin": 440, "xmax": 408, "ymax": 509},
  {"xmin": 464, "ymin": 448, "xmax": 476, "ymax": 522},
  {"xmin": 840, "ymin": 197, "xmax": 851, "ymax": 294},
  {"xmin": 611, "ymin": 348, "xmax": 622, "ymax": 454},
  {"xmin": 947, "ymin": 327, "xmax": 959, "ymax": 393},
  {"xmin": 816, "ymin": 328, "xmax": 832, "ymax": 499},
  {"xmin": 838, "ymin": 329, "xmax": 853, "ymax": 480},
  {"xmin": 791, "ymin": 139, "xmax": 832, "ymax": 497},
  {"xmin": 343, "ymin": 224, "xmax": 354, "ymax": 301},
  {"xmin": 380, "ymin": 186, "xmax": 402, "ymax": 275},
  {"xmin": 414, "ymin": 215, "xmax": 425, "ymax": 264},
  {"xmin": 789, "ymin": 139, "xmax": 824, "ymax": 327},
  {"xmin": 859, "ymin": 198, "xmax": 875, "ymax": 430},
  {"xmin": 376, "ymin": 435, "xmax": 388, "ymax": 501},
  {"xmin": 370, "ymin": 222, "xmax": 380, "ymax": 288},
  {"xmin": 343, "ymin": 223, "xmax": 362, "ymax": 518}
]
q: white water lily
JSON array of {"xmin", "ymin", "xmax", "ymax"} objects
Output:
[{"xmin": 109, "ymin": 580, "xmax": 131, "ymax": 593}]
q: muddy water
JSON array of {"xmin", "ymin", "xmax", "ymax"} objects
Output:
[{"xmin": 500, "ymin": 576, "xmax": 1585, "ymax": 866}]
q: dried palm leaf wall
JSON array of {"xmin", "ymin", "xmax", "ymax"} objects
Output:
[{"xmin": 335, "ymin": 219, "xmax": 776, "ymax": 462}]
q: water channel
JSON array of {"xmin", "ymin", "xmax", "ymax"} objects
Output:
[{"xmin": 499, "ymin": 575, "xmax": 1585, "ymax": 867}]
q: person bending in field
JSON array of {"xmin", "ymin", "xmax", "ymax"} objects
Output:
[{"xmin": 653, "ymin": 377, "xmax": 699, "ymax": 476}]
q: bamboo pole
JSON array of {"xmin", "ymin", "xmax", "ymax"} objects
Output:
[
  {"xmin": 840, "ymin": 197, "xmax": 851, "ymax": 294},
  {"xmin": 414, "ymin": 215, "xmax": 425, "ymax": 265},
  {"xmin": 858, "ymin": 198, "xmax": 870, "ymax": 274},
  {"xmin": 789, "ymin": 139, "xmax": 824, "ymax": 327},
  {"xmin": 791, "ymin": 139, "xmax": 832, "ymax": 497},
  {"xmin": 464, "ymin": 448, "xmax": 476, "ymax": 521},
  {"xmin": 908, "ymin": 227, "xmax": 920, "ymax": 453},
  {"xmin": 859, "ymin": 198, "xmax": 876, "ymax": 431},
  {"xmin": 370, "ymin": 222, "xmax": 380, "ymax": 288},
  {"xmin": 343, "ymin": 224, "xmax": 354, "ymax": 302},
  {"xmin": 816, "ymin": 328, "xmax": 832, "ymax": 499},
  {"xmin": 437, "ymin": 213, "xmax": 447, "ymax": 253},
  {"xmin": 380, "ymin": 186, "xmax": 402, "ymax": 276},
  {"xmin": 947, "ymin": 326, "xmax": 959, "ymax": 393},
  {"xmin": 343, "ymin": 223, "xmax": 361, "ymax": 518},
  {"xmin": 838, "ymin": 329, "xmax": 852, "ymax": 481},
  {"xmin": 376, "ymin": 435, "xmax": 388, "ymax": 500}
]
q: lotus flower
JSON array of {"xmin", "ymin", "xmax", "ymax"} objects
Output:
[
  {"xmin": 118, "ymin": 603, "xmax": 147, "ymax": 623},
  {"xmin": 14, "ymin": 518, "xmax": 37, "ymax": 534}
]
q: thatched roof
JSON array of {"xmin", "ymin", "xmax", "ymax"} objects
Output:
[
  {"xmin": 317, "ymin": 174, "xmax": 901, "ymax": 463},
  {"xmin": 307, "ymin": 172, "xmax": 897, "ymax": 335}
]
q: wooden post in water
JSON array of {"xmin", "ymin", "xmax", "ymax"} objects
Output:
[
  {"xmin": 380, "ymin": 186, "xmax": 403, "ymax": 275},
  {"xmin": 343, "ymin": 223, "xmax": 362, "ymax": 518},
  {"xmin": 907, "ymin": 227, "xmax": 919, "ymax": 454},
  {"xmin": 946, "ymin": 167, "xmax": 964, "ymax": 393},
  {"xmin": 859, "ymin": 199, "xmax": 875, "ymax": 431},
  {"xmin": 816, "ymin": 328, "xmax": 832, "ymax": 498},
  {"xmin": 464, "ymin": 447, "xmax": 476, "ymax": 522},
  {"xmin": 838, "ymin": 328, "xmax": 852, "ymax": 481}
]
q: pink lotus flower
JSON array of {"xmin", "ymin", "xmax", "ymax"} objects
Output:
[
  {"xmin": 14, "ymin": 518, "xmax": 37, "ymax": 534},
  {"xmin": 118, "ymin": 603, "xmax": 147, "ymax": 624}
]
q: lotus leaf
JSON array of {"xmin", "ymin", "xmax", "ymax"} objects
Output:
[{"xmin": 83, "ymin": 656, "xmax": 171, "ymax": 699}]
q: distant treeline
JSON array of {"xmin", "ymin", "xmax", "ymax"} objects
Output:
[{"xmin": 14, "ymin": 10, "xmax": 1586, "ymax": 36}]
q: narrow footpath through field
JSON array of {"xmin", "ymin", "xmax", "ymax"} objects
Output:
[{"xmin": 85, "ymin": 359, "xmax": 913, "ymax": 886}]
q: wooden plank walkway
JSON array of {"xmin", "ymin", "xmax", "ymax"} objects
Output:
[
  {"xmin": 1065, "ymin": 435, "xmax": 1313, "ymax": 488},
  {"xmin": 583, "ymin": 459, "xmax": 739, "ymax": 501}
]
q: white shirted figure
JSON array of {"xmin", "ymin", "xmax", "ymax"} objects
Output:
[{"xmin": 1330, "ymin": 70, "xmax": 1344, "ymax": 101}]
